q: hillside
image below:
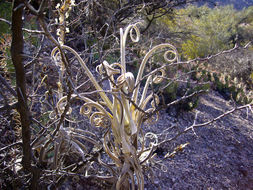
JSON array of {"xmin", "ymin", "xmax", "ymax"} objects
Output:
[
  {"xmin": 199, "ymin": 0, "xmax": 253, "ymax": 9},
  {"xmin": 0, "ymin": 1, "xmax": 252, "ymax": 189},
  {"xmin": 144, "ymin": 90, "xmax": 253, "ymax": 190},
  {"xmin": 61, "ymin": 90, "xmax": 253, "ymax": 189}
]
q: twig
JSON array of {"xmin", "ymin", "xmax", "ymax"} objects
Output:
[
  {"xmin": 0, "ymin": 141, "xmax": 22, "ymax": 152},
  {"xmin": 159, "ymin": 104, "xmax": 252, "ymax": 146},
  {"xmin": 0, "ymin": 18, "xmax": 11, "ymax": 25},
  {"xmin": 24, "ymin": 0, "xmax": 46, "ymax": 16},
  {"xmin": 0, "ymin": 101, "xmax": 18, "ymax": 112},
  {"xmin": 23, "ymin": 28, "xmax": 45, "ymax": 34},
  {"xmin": 182, "ymin": 42, "xmax": 252, "ymax": 64},
  {"xmin": 0, "ymin": 18, "xmax": 45, "ymax": 34},
  {"xmin": 0, "ymin": 74, "xmax": 17, "ymax": 97},
  {"xmin": 166, "ymin": 90, "xmax": 207, "ymax": 107}
]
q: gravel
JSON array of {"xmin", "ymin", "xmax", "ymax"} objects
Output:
[
  {"xmin": 61, "ymin": 90, "xmax": 253, "ymax": 190},
  {"xmin": 144, "ymin": 90, "xmax": 253, "ymax": 190}
]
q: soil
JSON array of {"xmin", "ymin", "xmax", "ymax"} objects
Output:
[
  {"xmin": 144, "ymin": 90, "xmax": 253, "ymax": 190},
  {"xmin": 59, "ymin": 90, "xmax": 253, "ymax": 190},
  {"xmin": 1, "ymin": 87, "xmax": 252, "ymax": 190}
]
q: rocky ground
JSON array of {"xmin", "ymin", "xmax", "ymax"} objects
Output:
[
  {"xmin": 1, "ymin": 87, "xmax": 252, "ymax": 190},
  {"xmin": 61, "ymin": 90, "xmax": 253, "ymax": 190},
  {"xmin": 144, "ymin": 90, "xmax": 253, "ymax": 190}
]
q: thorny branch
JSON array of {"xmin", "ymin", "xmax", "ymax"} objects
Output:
[
  {"xmin": 0, "ymin": 1, "xmax": 252, "ymax": 189},
  {"xmin": 0, "ymin": 17, "xmax": 45, "ymax": 34},
  {"xmin": 0, "ymin": 74, "xmax": 17, "ymax": 97},
  {"xmin": 158, "ymin": 103, "xmax": 253, "ymax": 146},
  {"xmin": 182, "ymin": 42, "xmax": 252, "ymax": 65}
]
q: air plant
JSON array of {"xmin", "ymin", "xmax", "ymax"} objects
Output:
[{"xmin": 49, "ymin": 23, "xmax": 179, "ymax": 189}]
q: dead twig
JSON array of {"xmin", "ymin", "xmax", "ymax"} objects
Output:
[{"xmin": 158, "ymin": 103, "xmax": 252, "ymax": 146}]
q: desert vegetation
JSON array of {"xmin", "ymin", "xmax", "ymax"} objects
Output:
[{"xmin": 0, "ymin": 0, "xmax": 252, "ymax": 189}]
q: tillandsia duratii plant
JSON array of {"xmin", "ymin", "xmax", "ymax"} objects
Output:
[{"xmin": 51, "ymin": 22, "xmax": 180, "ymax": 189}]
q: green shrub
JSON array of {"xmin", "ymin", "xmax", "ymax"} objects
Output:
[{"xmin": 0, "ymin": 2, "xmax": 11, "ymax": 35}]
